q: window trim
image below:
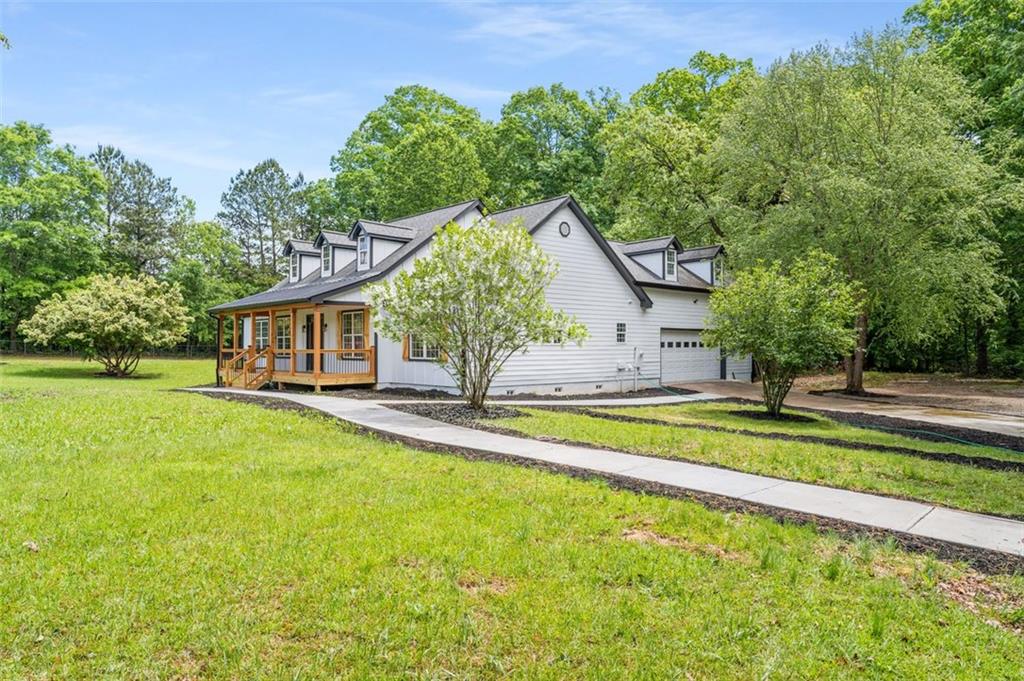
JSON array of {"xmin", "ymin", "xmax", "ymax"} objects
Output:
[
  {"xmin": 289, "ymin": 252, "xmax": 299, "ymax": 281},
  {"xmin": 616, "ymin": 322, "xmax": 626, "ymax": 344},
  {"xmin": 408, "ymin": 334, "xmax": 440, "ymax": 361},
  {"xmin": 665, "ymin": 249, "xmax": 676, "ymax": 279},
  {"xmin": 340, "ymin": 310, "xmax": 365, "ymax": 358},
  {"xmin": 357, "ymin": 235, "xmax": 369, "ymax": 266},
  {"xmin": 255, "ymin": 317, "xmax": 270, "ymax": 350},
  {"xmin": 321, "ymin": 244, "xmax": 332, "ymax": 275},
  {"xmin": 274, "ymin": 314, "xmax": 291, "ymax": 351}
]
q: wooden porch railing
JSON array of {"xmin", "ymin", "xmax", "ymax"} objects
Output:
[
  {"xmin": 220, "ymin": 349, "xmax": 249, "ymax": 387},
  {"xmin": 241, "ymin": 347, "xmax": 273, "ymax": 390}
]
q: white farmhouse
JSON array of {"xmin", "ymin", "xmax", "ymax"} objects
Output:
[{"xmin": 210, "ymin": 196, "xmax": 751, "ymax": 393}]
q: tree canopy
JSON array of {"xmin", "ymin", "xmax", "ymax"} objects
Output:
[
  {"xmin": 715, "ymin": 30, "xmax": 1003, "ymax": 392},
  {"xmin": 0, "ymin": 122, "xmax": 104, "ymax": 342}
]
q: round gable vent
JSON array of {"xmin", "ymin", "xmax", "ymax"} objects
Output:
[{"xmin": 558, "ymin": 221, "xmax": 571, "ymax": 237}]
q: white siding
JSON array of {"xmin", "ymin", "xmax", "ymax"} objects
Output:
[
  {"xmin": 370, "ymin": 238, "xmax": 403, "ymax": 268},
  {"xmin": 681, "ymin": 259, "xmax": 712, "ymax": 283},
  {"xmin": 299, "ymin": 254, "xmax": 319, "ymax": 279},
  {"xmin": 632, "ymin": 251, "xmax": 664, "ymax": 278},
  {"xmin": 333, "ymin": 247, "xmax": 355, "ymax": 274},
  {"xmin": 725, "ymin": 354, "xmax": 753, "ymax": 382}
]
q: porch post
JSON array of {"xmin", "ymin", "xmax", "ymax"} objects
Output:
[
  {"xmin": 249, "ymin": 311, "xmax": 256, "ymax": 355},
  {"xmin": 233, "ymin": 312, "xmax": 240, "ymax": 353},
  {"xmin": 290, "ymin": 307, "xmax": 297, "ymax": 375},
  {"xmin": 313, "ymin": 304, "xmax": 322, "ymax": 390}
]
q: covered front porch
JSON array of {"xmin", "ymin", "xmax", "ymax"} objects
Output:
[{"xmin": 216, "ymin": 304, "xmax": 374, "ymax": 391}]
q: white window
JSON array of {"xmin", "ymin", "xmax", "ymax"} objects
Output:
[
  {"xmin": 255, "ymin": 317, "xmax": 270, "ymax": 350},
  {"xmin": 713, "ymin": 256, "xmax": 725, "ymax": 284},
  {"xmin": 275, "ymin": 315, "xmax": 291, "ymax": 350},
  {"xmin": 616, "ymin": 323, "xmax": 626, "ymax": 343},
  {"xmin": 665, "ymin": 249, "xmax": 676, "ymax": 278},
  {"xmin": 358, "ymin": 235, "xmax": 369, "ymax": 266},
  {"xmin": 289, "ymin": 252, "xmax": 299, "ymax": 281},
  {"xmin": 341, "ymin": 310, "xmax": 365, "ymax": 358},
  {"xmin": 409, "ymin": 334, "xmax": 440, "ymax": 360},
  {"xmin": 321, "ymin": 244, "xmax": 331, "ymax": 275}
]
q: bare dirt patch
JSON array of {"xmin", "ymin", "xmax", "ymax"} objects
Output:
[
  {"xmin": 621, "ymin": 527, "xmax": 746, "ymax": 562},
  {"xmin": 798, "ymin": 372, "xmax": 1024, "ymax": 417},
  {"xmin": 457, "ymin": 571, "xmax": 512, "ymax": 596},
  {"xmin": 938, "ymin": 573, "xmax": 1024, "ymax": 635}
]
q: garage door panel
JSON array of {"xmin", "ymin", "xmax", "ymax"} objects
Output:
[{"xmin": 660, "ymin": 330, "xmax": 720, "ymax": 383}]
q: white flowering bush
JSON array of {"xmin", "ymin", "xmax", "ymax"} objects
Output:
[{"xmin": 20, "ymin": 274, "xmax": 190, "ymax": 376}]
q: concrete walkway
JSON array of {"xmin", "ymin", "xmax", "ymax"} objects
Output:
[
  {"xmin": 684, "ymin": 381, "xmax": 1023, "ymax": 439},
  {"xmin": 191, "ymin": 387, "xmax": 1024, "ymax": 558}
]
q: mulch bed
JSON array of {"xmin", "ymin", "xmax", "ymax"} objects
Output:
[
  {"xmin": 326, "ymin": 386, "xmax": 698, "ymax": 401},
  {"xmin": 388, "ymin": 401, "xmax": 523, "ymax": 426},
  {"xmin": 726, "ymin": 409, "xmax": 817, "ymax": 423},
  {"xmin": 569, "ymin": 407, "xmax": 1024, "ymax": 474},
  {"xmin": 192, "ymin": 389, "xmax": 1024, "ymax": 575}
]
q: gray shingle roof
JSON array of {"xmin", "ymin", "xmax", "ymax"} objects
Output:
[
  {"xmin": 352, "ymin": 220, "xmax": 415, "ymax": 241},
  {"xmin": 619, "ymin": 236, "xmax": 682, "ymax": 255},
  {"xmin": 678, "ymin": 245, "xmax": 724, "ymax": 262},
  {"xmin": 209, "ymin": 200, "xmax": 483, "ymax": 313},
  {"xmin": 609, "ymin": 241, "xmax": 712, "ymax": 291},
  {"xmin": 315, "ymin": 230, "xmax": 357, "ymax": 248},
  {"xmin": 487, "ymin": 195, "xmax": 570, "ymax": 233},
  {"xmin": 283, "ymin": 239, "xmax": 318, "ymax": 256}
]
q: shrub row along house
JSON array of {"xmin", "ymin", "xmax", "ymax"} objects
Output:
[{"xmin": 210, "ymin": 196, "xmax": 751, "ymax": 394}]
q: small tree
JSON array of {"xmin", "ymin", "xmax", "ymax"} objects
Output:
[
  {"xmin": 20, "ymin": 274, "xmax": 190, "ymax": 376},
  {"xmin": 365, "ymin": 219, "xmax": 587, "ymax": 409},
  {"xmin": 703, "ymin": 253, "xmax": 858, "ymax": 417}
]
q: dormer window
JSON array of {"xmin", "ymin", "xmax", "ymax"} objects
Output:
[
  {"xmin": 321, "ymin": 244, "xmax": 331, "ymax": 275},
  {"xmin": 713, "ymin": 256, "xmax": 725, "ymax": 285},
  {"xmin": 289, "ymin": 252, "xmax": 299, "ymax": 281},
  {"xmin": 665, "ymin": 249, "xmax": 676, "ymax": 279},
  {"xmin": 358, "ymin": 235, "xmax": 369, "ymax": 266}
]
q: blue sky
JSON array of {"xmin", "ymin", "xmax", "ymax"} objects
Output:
[{"xmin": 1, "ymin": 1, "xmax": 907, "ymax": 218}]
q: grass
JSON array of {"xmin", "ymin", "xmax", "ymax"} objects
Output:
[
  {"xmin": 1, "ymin": 356, "xmax": 1023, "ymax": 678},
  {"xmin": 493, "ymin": 406, "xmax": 1024, "ymax": 519},
  {"xmin": 605, "ymin": 401, "xmax": 1023, "ymax": 463}
]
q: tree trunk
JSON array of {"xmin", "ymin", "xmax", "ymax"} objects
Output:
[
  {"xmin": 974, "ymin": 321, "xmax": 989, "ymax": 376},
  {"xmin": 844, "ymin": 313, "xmax": 868, "ymax": 395}
]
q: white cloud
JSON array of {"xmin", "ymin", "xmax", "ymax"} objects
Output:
[
  {"xmin": 447, "ymin": 1, "xmax": 836, "ymax": 66},
  {"xmin": 370, "ymin": 76, "xmax": 512, "ymax": 104},
  {"xmin": 51, "ymin": 124, "xmax": 246, "ymax": 173}
]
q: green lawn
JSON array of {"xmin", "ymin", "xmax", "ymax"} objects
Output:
[
  {"xmin": 2, "ymin": 356, "xmax": 1023, "ymax": 678},
  {"xmin": 493, "ymin": 407, "xmax": 1024, "ymax": 519},
  {"xmin": 605, "ymin": 401, "xmax": 1023, "ymax": 463}
]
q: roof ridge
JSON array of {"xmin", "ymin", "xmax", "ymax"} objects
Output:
[
  {"xmin": 386, "ymin": 198, "xmax": 480, "ymax": 223},
  {"xmin": 681, "ymin": 243, "xmax": 724, "ymax": 251},
  {"xmin": 357, "ymin": 219, "xmax": 413, "ymax": 230},
  {"xmin": 488, "ymin": 194, "xmax": 570, "ymax": 216}
]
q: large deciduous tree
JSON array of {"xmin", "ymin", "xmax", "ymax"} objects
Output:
[
  {"xmin": 715, "ymin": 30, "xmax": 1004, "ymax": 393},
  {"xmin": 379, "ymin": 122, "xmax": 489, "ymax": 219},
  {"xmin": 90, "ymin": 145, "xmax": 187, "ymax": 276},
  {"xmin": 703, "ymin": 254, "xmax": 858, "ymax": 417},
  {"xmin": 489, "ymin": 84, "xmax": 620, "ymax": 220},
  {"xmin": 599, "ymin": 52, "xmax": 754, "ymax": 243},
  {"xmin": 20, "ymin": 274, "xmax": 189, "ymax": 376},
  {"xmin": 0, "ymin": 122, "xmax": 104, "ymax": 342},
  {"xmin": 365, "ymin": 219, "xmax": 587, "ymax": 409},
  {"xmin": 218, "ymin": 159, "xmax": 303, "ymax": 275},
  {"xmin": 330, "ymin": 85, "xmax": 493, "ymax": 221},
  {"xmin": 906, "ymin": 0, "xmax": 1024, "ymax": 376}
]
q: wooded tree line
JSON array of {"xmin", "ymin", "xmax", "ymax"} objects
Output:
[{"xmin": 1, "ymin": 1, "xmax": 1021, "ymax": 385}]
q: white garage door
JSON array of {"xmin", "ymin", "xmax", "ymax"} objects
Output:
[{"xmin": 660, "ymin": 330, "xmax": 721, "ymax": 383}]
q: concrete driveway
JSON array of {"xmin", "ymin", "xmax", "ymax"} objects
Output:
[{"xmin": 682, "ymin": 381, "xmax": 1023, "ymax": 439}]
